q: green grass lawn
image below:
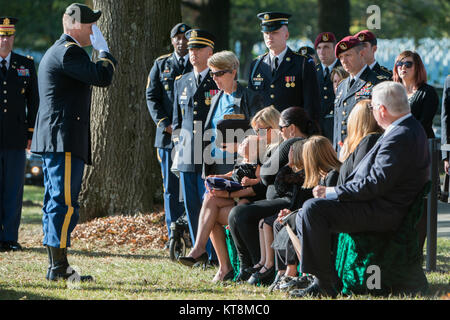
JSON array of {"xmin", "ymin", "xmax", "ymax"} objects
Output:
[{"xmin": 0, "ymin": 185, "xmax": 449, "ymax": 300}]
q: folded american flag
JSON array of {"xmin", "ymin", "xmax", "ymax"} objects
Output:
[{"xmin": 205, "ymin": 177, "xmax": 244, "ymax": 192}]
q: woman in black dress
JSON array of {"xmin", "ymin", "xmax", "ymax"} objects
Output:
[{"xmin": 393, "ymin": 50, "xmax": 439, "ymax": 139}]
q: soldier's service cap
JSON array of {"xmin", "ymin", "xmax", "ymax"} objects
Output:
[
  {"xmin": 170, "ymin": 23, "xmax": 191, "ymax": 38},
  {"xmin": 257, "ymin": 12, "xmax": 291, "ymax": 32},
  {"xmin": 0, "ymin": 17, "xmax": 18, "ymax": 36},
  {"xmin": 185, "ymin": 29, "xmax": 215, "ymax": 49},
  {"xmin": 314, "ymin": 32, "xmax": 336, "ymax": 48},
  {"xmin": 298, "ymin": 46, "xmax": 315, "ymax": 59},
  {"xmin": 65, "ymin": 3, "xmax": 101, "ymax": 24},
  {"xmin": 335, "ymin": 36, "xmax": 362, "ymax": 58}
]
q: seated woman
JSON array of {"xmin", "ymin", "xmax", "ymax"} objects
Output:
[
  {"xmin": 270, "ymin": 136, "xmax": 341, "ymax": 291},
  {"xmin": 178, "ymin": 106, "xmax": 282, "ymax": 282},
  {"xmin": 248, "ymin": 139, "xmax": 308, "ymax": 286},
  {"xmin": 228, "ymin": 107, "xmax": 319, "ymax": 283}
]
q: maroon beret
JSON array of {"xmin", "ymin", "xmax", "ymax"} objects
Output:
[
  {"xmin": 314, "ymin": 32, "xmax": 336, "ymax": 49},
  {"xmin": 354, "ymin": 30, "xmax": 376, "ymax": 42},
  {"xmin": 335, "ymin": 36, "xmax": 362, "ymax": 58}
]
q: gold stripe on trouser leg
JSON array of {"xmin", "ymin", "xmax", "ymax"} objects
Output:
[
  {"xmin": 60, "ymin": 152, "xmax": 74, "ymax": 248},
  {"xmin": 156, "ymin": 148, "xmax": 166, "ymax": 194}
]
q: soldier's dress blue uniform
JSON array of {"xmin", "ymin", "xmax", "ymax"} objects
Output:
[
  {"xmin": 30, "ymin": 34, "xmax": 117, "ymax": 249},
  {"xmin": 146, "ymin": 29, "xmax": 192, "ymax": 238},
  {"xmin": 333, "ymin": 65, "xmax": 385, "ymax": 151},
  {"xmin": 316, "ymin": 60, "xmax": 341, "ymax": 142},
  {"xmin": 0, "ymin": 32, "xmax": 39, "ymax": 250},
  {"xmin": 248, "ymin": 12, "xmax": 321, "ymax": 122},
  {"xmin": 371, "ymin": 61, "xmax": 393, "ymax": 79},
  {"xmin": 172, "ymin": 69, "xmax": 218, "ymax": 247},
  {"xmin": 248, "ymin": 48, "xmax": 320, "ymax": 122}
]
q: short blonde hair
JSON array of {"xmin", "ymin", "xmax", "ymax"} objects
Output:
[
  {"xmin": 207, "ymin": 50, "xmax": 239, "ymax": 71},
  {"xmin": 302, "ymin": 136, "xmax": 341, "ymax": 188},
  {"xmin": 339, "ymin": 100, "xmax": 382, "ymax": 161},
  {"xmin": 251, "ymin": 105, "xmax": 280, "ymax": 131}
]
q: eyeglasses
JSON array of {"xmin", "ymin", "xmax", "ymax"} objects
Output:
[
  {"xmin": 395, "ymin": 61, "xmax": 413, "ymax": 68},
  {"xmin": 279, "ymin": 124, "xmax": 289, "ymax": 131},
  {"xmin": 209, "ymin": 70, "xmax": 232, "ymax": 77},
  {"xmin": 368, "ymin": 103, "xmax": 380, "ymax": 111}
]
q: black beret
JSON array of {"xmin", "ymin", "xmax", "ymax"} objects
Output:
[
  {"xmin": 65, "ymin": 3, "xmax": 101, "ymax": 24},
  {"xmin": 170, "ymin": 23, "xmax": 191, "ymax": 38}
]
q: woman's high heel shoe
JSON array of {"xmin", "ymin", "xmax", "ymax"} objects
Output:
[{"xmin": 178, "ymin": 252, "xmax": 208, "ymax": 268}]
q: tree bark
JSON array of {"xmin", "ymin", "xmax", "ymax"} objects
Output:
[
  {"xmin": 318, "ymin": 0, "xmax": 350, "ymax": 41},
  {"xmin": 79, "ymin": 0, "xmax": 181, "ymax": 222}
]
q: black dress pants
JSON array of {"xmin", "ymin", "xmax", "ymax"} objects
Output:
[{"xmin": 228, "ymin": 197, "xmax": 291, "ymax": 269}]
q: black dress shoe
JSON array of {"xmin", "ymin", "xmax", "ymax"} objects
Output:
[
  {"xmin": 222, "ymin": 269, "xmax": 235, "ymax": 281},
  {"xmin": 234, "ymin": 268, "xmax": 253, "ymax": 282},
  {"xmin": 47, "ymin": 246, "xmax": 94, "ymax": 282},
  {"xmin": 247, "ymin": 266, "xmax": 275, "ymax": 286},
  {"xmin": 4, "ymin": 241, "xmax": 22, "ymax": 252},
  {"xmin": 178, "ymin": 252, "xmax": 208, "ymax": 268},
  {"xmin": 289, "ymin": 282, "xmax": 337, "ymax": 299}
]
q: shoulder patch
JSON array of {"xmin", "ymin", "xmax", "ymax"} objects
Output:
[
  {"xmin": 381, "ymin": 66, "xmax": 392, "ymax": 74},
  {"xmin": 377, "ymin": 75, "xmax": 389, "ymax": 80},
  {"xmin": 175, "ymin": 74, "xmax": 183, "ymax": 80},
  {"xmin": 64, "ymin": 42, "xmax": 81, "ymax": 48},
  {"xmin": 256, "ymin": 52, "xmax": 268, "ymax": 60},
  {"xmin": 26, "ymin": 55, "xmax": 34, "ymax": 61},
  {"xmin": 156, "ymin": 53, "xmax": 171, "ymax": 61}
]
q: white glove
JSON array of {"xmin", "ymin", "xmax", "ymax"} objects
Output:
[{"xmin": 90, "ymin": 24, "xmax": 109, "ymax": 53}]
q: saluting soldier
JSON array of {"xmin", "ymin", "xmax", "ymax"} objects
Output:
[
  {"xmin": 354, "ymin": 30, "xmax": 393, "ymax": 79},
  {"xmin": 248, "ymin": 12, "xmax": 320, "ymax": 122},
  {"xmin": 172, "ymin": 29, "xmax": 219, "ymax": 257},
  {"xmin": 146, "ymin": 23, "xmax": 192, "ymax": 243},
  {"xmin": 0, "ymin": 17, "xmax": 39, "ymax": 252},
  {"xmin": 30, "ymin": 3, "xmax": 117, "ymax": 281},
  {"xmin": 314, "ymin": 32, "xmax": 341, "ymax": 142},
  {"xmin": 333, "ymin": 36, "xmax": 387, "ymax": 152}
]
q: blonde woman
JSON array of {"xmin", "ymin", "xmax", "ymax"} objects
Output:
[{"xmin": 337, "ymin": 99, "xmax": 383, "ymax": 184}]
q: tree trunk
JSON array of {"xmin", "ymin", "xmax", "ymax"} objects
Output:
[
  {"xmin": 318, "ymin": 0, "xmax": 350, "ymax": 41},
  {"xmin": 79, "ymin": 0, "xmax": 181, "ymax": 222}
]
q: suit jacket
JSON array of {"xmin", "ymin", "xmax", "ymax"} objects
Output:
[
  {"xmin": 316, "ymin": 60, "xmax": 341, "ymax": 141},
  {"xmin": 336, "ymin": 115, "xmax": 430, "ymax": 225},
  {"xmin": 441, "ymin": 75, "xmax": 450, "ymax": 160},
  {"xmin": 0, "ymin": 52, "xmax": 39, "ymax": 149},
  {"xmin": 146, "ymin": 52, "xmax": 192, "ymax": 149},
  {"xmin": 248, "ymin": 47, "xmax": 320, "ymax": 121},
  {"xmin": 172, "ymin": 70, "xmax": 219, "ymax": 173},
  {"xmin": 31, "ymin": 34, "xmax": 117, "ymax": 165},
  {"xmin": 202, "ymin": 82, "xmax": 264, "ymax": 178},
  {"xmin": 333, "ymin": 66, "xmax": 387, "ymax": 150}
]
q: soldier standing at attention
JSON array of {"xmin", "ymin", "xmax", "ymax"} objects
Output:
[
  {"xmin": 30, "ymin": 3, "xmax": 117, "ymax": 281},
  {"xmin": 333, "ymin": 36, "xmax": 386, "ymax": 153},
  {"xmin": 0, "ymin": 17, "xmax": 39, "ymax": 252},
  {"xmin": 354, "ymin": 30, "xmax": 393, "ymax": 79},
  {"xmin": 248, "ymin": 12, "xmax": 320, "ymax": 122},
  {"xmin": 314, "ymin": 32, "xmax": 341, "ymax": 142},
  {"xmin": 171, "ymin": 29, "xmax": 219, "ymax": 260},
  {"xmin": 146, "ymin": 23, "xmax": 192, "ymax": 245}
]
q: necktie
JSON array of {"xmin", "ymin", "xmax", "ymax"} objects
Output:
[
  {"xmin": 324, "ymin": 66, "xmax": 329, "ymax": 80},
  {"xmin": 197, "ymin": 74, "xmax": 202, "ymax": 87},
  {"xmin": 349, "ymin": 78, "xmax": 355, "ymax": 88},
  {"xmin": 179, "ymin": 57, "xmax": 185, "ymax": 72},
  {"xmin": 0, "ymin": 60, "xmax": 6, "ymax": 77},
  {"xmin": 272, "ymin": 57, "xmax": 279, "ymax": 77}
]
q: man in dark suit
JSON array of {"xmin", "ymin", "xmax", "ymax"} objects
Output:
[
  {"xmin": 146, "ymin": 23, "xmax": 192, "ymax": 242},
  {"xmin": 0, "ymin": 17, "xmax": 39, "ymax": 252},
  {"xmin": 291, "ymin": 81, "xmax": 430, "ymax": 298},
  {"xmin": 354, "ymin": 30, "xmax": 392, "ymax": 79},
  {"xmin": 333, "ymin": 36, "xmax": 387, "ymax": 152},
  {"xmin": 30, "ymin": 3, "xmax": 117, "ymax": 281},
  {"xmin": 314, "ymin": 32, "xmax": 341, "ymax": 142},
  {"xmin": 172, "ymin": 29, "xmax": 218, "ymax": 257},
  {"xmin": 247, "ymin": 12, "xmax": 320, "ymax": 122},
  {"xmin": 441, "ymin": 75, "xmax": 450, "ymax": 174}
]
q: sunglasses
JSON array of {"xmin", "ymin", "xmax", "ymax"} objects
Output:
[
  {"xmin": 395, "ymin": 61, "xmax": 413, "ymax": 68},
  {"xmin": 368, "ymin": 103, "xmax": 380, "ymax": 111},
  {"xmin": 209, "ymin": 70, "xmax": 232, "ymax": 77},
  {"xmin": 279, "ymin": 124, "xmax": 290, "ymax": 130}
]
